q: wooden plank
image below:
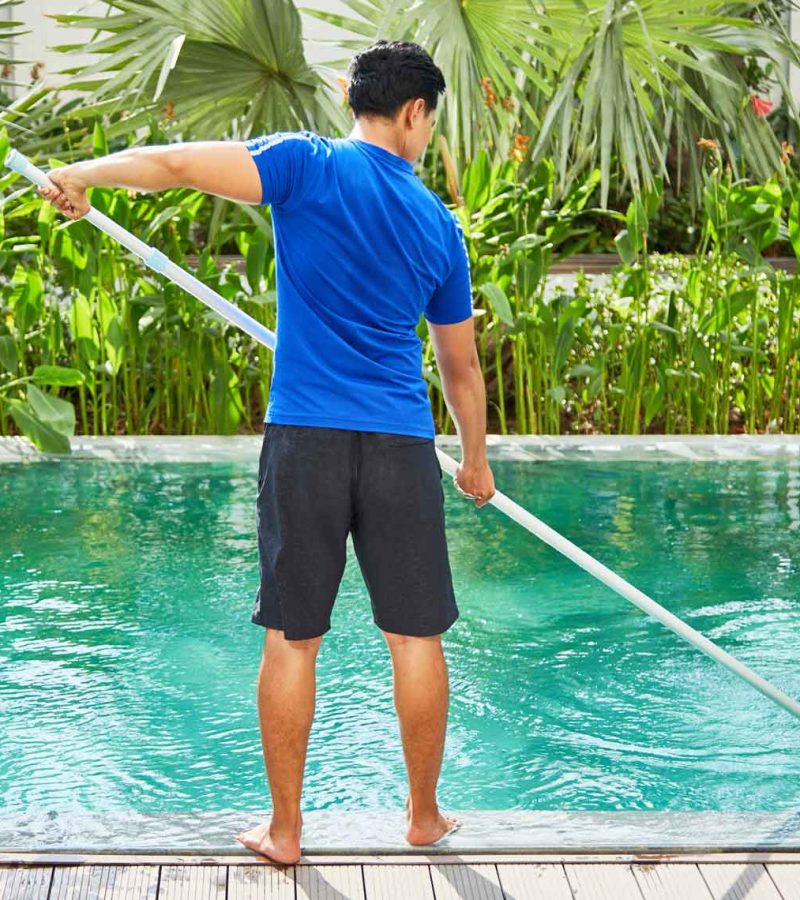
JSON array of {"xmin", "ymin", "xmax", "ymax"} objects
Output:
[
  {"xmin": 227, "ymin": 865, "xmax": 294, "ymax": 900},
  {"xmin": 295, "ymin": 864, "xmax": 364, "ymax": 899},
  {"xmin": 362, "ymin": 864, "xmax": 433, "ymax": 899},
  {"xmin": 633, "ymin": 863, "xmax": 713, "ymax": 899},
  {"xmin": 698, "ymin": 864, "xmax": 784, "ymax": 899},
  {"xmin": 0, "ymin": 867, "xmax": 52, "ymax": 900},
  {"xmin": 565, "ymin": 863, "xmax": 644, "ymax": 899},
  {"xmin": 428, "ymin": 864, "xmax": 503, "ymax": 899},
  {"xmin": 157, "ymin": 867, "xmax": 226, "ymax": 900},
  {"xmin": 495, "ymin": 863, "xmax": 573, "ymax": 899},
  {"xmin": 49, "ymin": 867, "xmax": 158, "ymax": 900},
  {"xmin": 766, "ymin": 864, "xmax": 800, "ymax": 899}
]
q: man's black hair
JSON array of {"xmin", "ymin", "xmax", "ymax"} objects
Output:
[{"xmin": 346, "ymin": 40, "xmax": 446, "ymax": 120}]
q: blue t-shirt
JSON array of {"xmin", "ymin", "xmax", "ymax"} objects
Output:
[{"xmin": 244, "ymin": 130, "xmax": 473, "ymax": 439}]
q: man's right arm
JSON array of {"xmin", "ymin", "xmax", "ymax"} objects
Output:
[{"xmin": 37, "ymin": 141, "xmax": 263, "ymax": 219}]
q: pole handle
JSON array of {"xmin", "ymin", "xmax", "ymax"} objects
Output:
[{"xmin": 6, "ymin": 149, "xmax": 55, "ymax": 189}]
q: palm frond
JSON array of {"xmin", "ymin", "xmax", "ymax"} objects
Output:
[{"xmin": 45, "ymin": 0, "xmax": 347, "ymax": 144}]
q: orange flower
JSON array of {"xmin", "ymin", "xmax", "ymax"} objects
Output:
[
  {"xmin": 696, "ymin": 137, "xmax": 720, "ymax": 152},
  {"xmin": 750, "ymin": 95, "xmax": 773, "ymax": 118},
  {"xmin": 511, "ymin": 133, "xmax": 530, "ymax": 163},
  {"xmin": 162, "ymin": 100, "xmax": 175, "ymax": 121},
  {"xmin": 781, "ymin": 141, "xmax": 795, "ymax": 165},
  {"xmin": 501, "ymin": 95, "xmax": 514, "ymax": 111},
  {"xmin": 336, "ymin": 76, "xmax": 348, "ymax": 103},
  {"xmin": 481, "ymin": 77, "xmax": 497, "ymax": 109}
]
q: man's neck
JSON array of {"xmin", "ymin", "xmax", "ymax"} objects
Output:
[{"xmin": 348, "ymin": 121, "xmax": 413, "ymax": 164}]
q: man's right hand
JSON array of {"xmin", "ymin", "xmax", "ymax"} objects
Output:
[{"xmin": 37, "ymin": 166, "xmax": 91, "ymax": 221}]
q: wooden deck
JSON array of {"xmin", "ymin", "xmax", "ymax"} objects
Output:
[{"xmin": 2, "ymin": 853, "xmax": 800, "ymax": 899}]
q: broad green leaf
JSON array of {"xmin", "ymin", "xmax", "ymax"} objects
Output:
[
  {"xmin": 553, "ymin": 316, "xmax": 575, "ymax": 373},
  {"xmin": 8, "ymin": 399, "xmax": 72, "ymax": 454},
  {"xmin": 614, "ymin": 229, "xmax": 637, "ymax": 266},
  {"xmin": 477, "ymin": 283, "xmax": 514, "ymax": 326},
  {"xmin": 644, "ymin": 385, "xmax": 664, "ymax": 427},
  {"xmin": 566, "ymin": 363, "xmax": 597, "ymax": 379},
  {"xmin": 31, "ymin": 365, "xmax": 85, "ymax": 387},
  {"xmin": 0, "ymin": 334, "xmax": 19, "ymax": 374},
  {"xmin": 92, "ymin": 118, "xmax": 109, "ymax": 156},
  {"xmin": 26, "ymin": 382, "xmax": 76, "ymax": 434}
]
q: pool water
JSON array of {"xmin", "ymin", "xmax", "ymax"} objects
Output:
[{"xmin": 2, "ymin": 450, "xmax": 799, "ymax": 836}]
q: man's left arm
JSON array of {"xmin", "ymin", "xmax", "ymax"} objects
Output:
[{"xmin": 37, "ymin": 141, "xmax": 263, "ymax": 220}]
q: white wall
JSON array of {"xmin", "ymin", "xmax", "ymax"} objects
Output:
[
  {"xmin": 7, "ymin": 0, "xmax": 109, "ymax": 97},
  {"xmin": 791, "ymin": 6, "xmax": 800, "ymax": 104},
  {"xmin": 7, "ymin": 0, "xmax": 353, "ymax": 100}
]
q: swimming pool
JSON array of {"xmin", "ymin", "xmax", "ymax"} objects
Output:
[{"xmin": 1, "ymin": 435, "xmax": 799, "ymax": 852}]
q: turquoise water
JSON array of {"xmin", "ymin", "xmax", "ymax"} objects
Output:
[{"xmin": 2, "ymin": 455, "xmax": 799, "ymax": 825}]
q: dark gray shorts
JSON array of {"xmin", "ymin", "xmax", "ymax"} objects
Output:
[{"xmin": 252, "ymin": 423, "xmax": 459, "ymax": 640}]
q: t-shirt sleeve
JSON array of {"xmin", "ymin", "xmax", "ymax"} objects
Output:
[
  {"xmin": 424, "ymin": 215, "xmax": 473, "ymax": 325},
  {"xmin": 244, "ymin": 130, "xmax": 318, "ymax": 208}
]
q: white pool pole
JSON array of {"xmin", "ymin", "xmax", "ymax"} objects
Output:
[
  {"xmin": 436, "ymin": 450, "xmax": 800, "ymax": 721},
  {"xmin": 8, "ymin": 147, "xmax": 800, "ymax": 723}
]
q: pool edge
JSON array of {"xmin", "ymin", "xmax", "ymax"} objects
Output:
[{"xmin": 2, "ymin": 433, "xmax": 800, "ymax": 464}]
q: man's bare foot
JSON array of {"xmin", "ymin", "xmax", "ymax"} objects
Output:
[
  {"xmin": 403, "ymin": 794, "xmax": 461, "ymax": 845},
  {"xmin": 234, "ymin": 812, "xmax": 304, "ymax": 865}
]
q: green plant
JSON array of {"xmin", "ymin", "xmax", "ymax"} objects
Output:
[{"xmin": 0, "ymin": 123, "xmax": 277, "ymax": 447}]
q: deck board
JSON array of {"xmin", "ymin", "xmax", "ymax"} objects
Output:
[
  {"xmin": 698, "ymin": 864, "xmax": 784, "ymax": 899},
  {"xmin": 564, "ymin": 863, "xmax": 644, "ymax": 899},
  {"xmin": 362, "ymin": 863, "xmax": 433, "ymax": 899},
  {"xmin": 766, "ymin": 864, "xmax": 800, "ymax": 900},
  {"xmin": 428, "ymin": 863, "xmax": 503, "ymax": 899},
  {"xmin": 50, "ymin": 868, "xmax": 158, "ymax": 900},
  {"xmin": 158, "ymin": 867, "xmax": 226, "ymax": 900},
  {"xmin": 0, "ymin": 867, "xmax": 52, "ymax": 900},
  {"xmin": 227, "ymin": 865, "xmax": 294, "ymax": 900},
  {"xmin": 4, "ymin": 856, "xmax": 800, "ymax": 900},
  {"xmin": 296, "ymin": 864, "xmax": 365, "ymax": 899},
  {"xmin": 632, "ymin": 863, "xmax": 713, "ymax": 899},
  {"xmin": 494, "ymin": 863, "xmax": 573, "ymax": 899}
]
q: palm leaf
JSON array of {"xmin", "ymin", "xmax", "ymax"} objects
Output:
[
  {"xmin": 45, "ymin": 0, "xmax": 347, "ymax": 143},
  {"xmin": 526, "ymin": 0, "xmax": 786, "ymax": 205}
]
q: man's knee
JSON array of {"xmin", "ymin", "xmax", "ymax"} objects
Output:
[
  {"xmin": 381, "ymin": 629, "xmax": 441, "ymax": 651},
  {"xmin": 265, "ymin": 627, "xmax": 324, "ymax": 652}
]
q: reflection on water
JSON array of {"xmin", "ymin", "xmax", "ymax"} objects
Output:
[{"xmin": 1, "ymin": 457, "xmax": 799, "ymax": 832}]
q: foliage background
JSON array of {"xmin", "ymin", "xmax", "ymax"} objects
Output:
[{"xmin": 1, "ymin": 0, "xmax": 800, "ymax": 449}]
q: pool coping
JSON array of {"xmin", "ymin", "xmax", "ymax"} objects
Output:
[
  {"xmin": 2, "ymin": 433, "xmax": 800, "ymax": 464},
  {"xmin": 2, "ymin": 850, "xmax": 800, "ymax": 865},
  {"xmin": 2, "ymin": 810, "xmax": 799, "ymax": 855}
]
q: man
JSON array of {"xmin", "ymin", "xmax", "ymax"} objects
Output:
[{"xmin": 38, "ymin": 39, "xmax": 496, "ymax": 865}]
